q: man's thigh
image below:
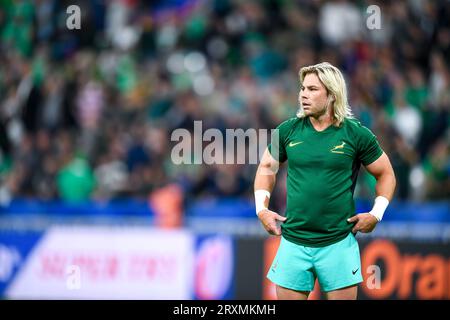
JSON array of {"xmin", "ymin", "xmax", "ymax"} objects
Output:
[
  {"xmin": 313, "ymin": 233, "xmax": 363, "ymax": 293},
  {"xmin": 267, "ymin": 237, "xmax": 316, "ymax": 293}
]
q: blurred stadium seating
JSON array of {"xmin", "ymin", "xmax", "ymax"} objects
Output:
[{"xmin": 0, "ymin": 0, "xmax": 449, "ymax": 300}]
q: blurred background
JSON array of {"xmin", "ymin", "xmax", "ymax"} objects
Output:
[{"xmin": 0, "ymin": 0, "xmax": 449, "ymax": 300}]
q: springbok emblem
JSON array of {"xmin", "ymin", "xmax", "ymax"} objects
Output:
[{"xmin": 330, "ymin": 142, "xmax": 346, "ymax": 154}]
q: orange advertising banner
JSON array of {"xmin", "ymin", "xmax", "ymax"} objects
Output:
[
  {"xmin": 359, "ymin": 239, "xmax": 450, "ymax": 300},
  {"xmin": 263, "ymin": 237, "xmax": 450, "ymax": 300}
]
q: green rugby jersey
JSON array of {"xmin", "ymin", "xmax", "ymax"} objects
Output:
[{"xmin": 268, "ymin": 116, "xmax": 383, "ymax": 247}]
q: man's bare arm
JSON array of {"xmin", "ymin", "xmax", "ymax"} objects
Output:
[
  {"xmin": 254, "ymin": 148, "xmax": 286, "ymax": 236},
  {"xmin": 254, "ymin": 149, "xmax": 278, "ymax": 201},
  {"xmin": 348, "ymin": 152, "xmax": 396, "ymax": 233},
  {"xmin": 365, "ymin": 152, "xmax": 396, "ymax": 201}
]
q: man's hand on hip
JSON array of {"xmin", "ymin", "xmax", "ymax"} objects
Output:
[
  {"xmin": 257, "ymin": 209, "xmax": 287, "ymax": 236},
  {"xmin": 347, "ymin": 213, "xmax": 378, "ymax": 233}
]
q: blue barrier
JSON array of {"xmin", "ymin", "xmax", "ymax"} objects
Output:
[
  {"xmin": 0, "ymin": 199, "xmax": 154, "ymax": 217},
  {"xmin": 1, "ymin": 198, "xmax": 449, "ymax": 223},
  {"xmin": 187, "ymin": 198, "xmax": 450, "ymax": 223},
  {"xmin": 186, "ymin": 197, "xmax": 256, "ymax": 218}
]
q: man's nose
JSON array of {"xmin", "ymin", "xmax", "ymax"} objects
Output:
[{"xmin": 300, "ymin": 92, "xmax": 308, "ymax": 101}]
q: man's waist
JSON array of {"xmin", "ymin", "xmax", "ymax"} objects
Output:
[{"xmin": 281, "ymin": 227, "xmax": 352, "ymax": 248}]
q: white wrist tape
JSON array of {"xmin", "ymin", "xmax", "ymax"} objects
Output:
[
  {"xmin": 369, "ymin": 196, "xmax": 389, "ymax": 222},
  {"xmin": 255, "ymin": 190, "xmax": 271, "ymax": 215}
]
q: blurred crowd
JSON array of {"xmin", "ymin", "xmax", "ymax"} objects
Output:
[{"xmin": 0, "ymin": 0, "xmax": 449, "ymax": 210}]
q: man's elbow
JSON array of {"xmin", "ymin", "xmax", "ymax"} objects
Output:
[
  {"xmin": 392, "ymin": 170, "xmax": 397, "ymax": 191},
  {"xmin": 258, "ymin": 159, "xmax": 279, "ymax": 176},
  {"xmin": 391, "ymin": 169, "xmax": 397, "ymax": 185},
  {"xmin": 383, "ymin": 168, "xmax": 397, "ymax": 199},
  {"xmin": 257, "ymin": 163, "xmax": 274, "ymax": 177},
  {"xmin": 373, "ymin": 167, "xmax": 396, "ymax": 193}
]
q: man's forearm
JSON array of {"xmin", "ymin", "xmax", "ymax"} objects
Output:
[
  {"xmin": 368, "ymin": 171, "xmax": 396, "ymax": 222},
  {"xmin": 254, "ymin": 166, "xmax": 277, "ymax": 211},
  {"xmin": 374, "ymin": 171, "xmax": 396, "ymax": 201},
  {"xmin": 254, "ymin": 148, "xmax": 281, "ymax": 214},
  {"xmin": 254, "ymin": 168, "xmax": 276, "ymax": 193}
]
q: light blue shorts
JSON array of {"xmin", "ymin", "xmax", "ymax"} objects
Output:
[{"xmin": 267, "ymin": 232, "xmax": 363, "ymax": 292}]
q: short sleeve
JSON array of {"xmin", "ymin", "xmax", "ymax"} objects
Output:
[
  {"xmin": 357, "ymin": 125, "xmax": 383, "ymax": 166},
  {"xmin": 267, "ymin": 118, "xmax": 294, "ymax": 163}
]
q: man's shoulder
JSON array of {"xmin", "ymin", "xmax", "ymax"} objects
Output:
[
  {"xmin": 343, "ymin": 117, "xmax": 363, "ymax": 128},
  {"xmin": 276, "ymin": 117, "xmax": 303, "ymax": 130},
  {"xmin": 343, "ymin": 117, "xmax": 378, "ymax": 141},
  {"xmin": 343, "ymin": 117, "xmax": 372, "ymax": 133}
]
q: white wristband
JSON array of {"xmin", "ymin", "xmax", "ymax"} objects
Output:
[
  {"xmin": 369, "ymin": 196, "xmax": 389, "ymax": 222},
  {"xmin": 255, "ymin": 190, "xmax": 271, "ymax": 215}
]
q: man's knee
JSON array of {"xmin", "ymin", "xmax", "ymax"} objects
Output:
[
  {"xmin": 324, "ymin": 284, "xmax": 358, "ymax": 300},
  {"xmin": 276, "ymin": 285, "xmax": 310, "ymax": 300}
]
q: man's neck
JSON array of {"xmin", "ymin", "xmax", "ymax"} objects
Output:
[{"xmin": 309, "ymin": 113, "xmax": 334, "ymax": 132}]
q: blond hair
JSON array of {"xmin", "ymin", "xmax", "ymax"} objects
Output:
[{"xmin": 297, "ymin": 62, "xmax": 353, "ymax": 126}]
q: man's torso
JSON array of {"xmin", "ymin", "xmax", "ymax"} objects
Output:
[{"xmin": 270, "ymin": 116, "xmax": 383, "ymax": 247}]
